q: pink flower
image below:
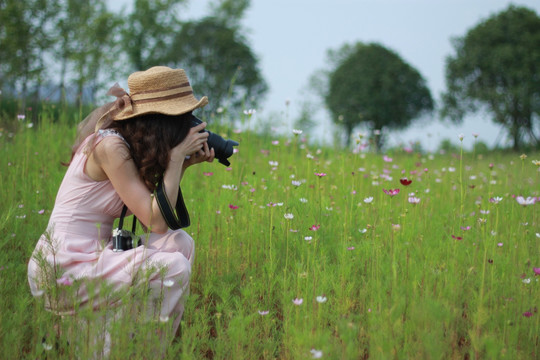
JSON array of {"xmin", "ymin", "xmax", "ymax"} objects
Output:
[
  {"xmin": 383, "ymin": 188, "xmax": 400, "ymax": 196},
  {"xmin": 258, "ymin": 310, "xmax": 269, "ymax": 316},
  {"xmin": 309, "ymin": 224, "xmax": 321, "ymax": 231},
  {"xmin": 460, "ymin": 226, "xmax": 471, "ymax": 231},
  {"xmin": 383, "ymin": 155, "xmax": 393, "ymax": 162},
  {"xmin": 523, "ymin": 311, "xmax": 533, "ymax": 318},
  {"xmin": 314, "ymin": 172, "xmax": 327, "ymax": 177},
  {"xmin": 292, "ymin": 298, "xmax": 303, "ymax": 305},
  {"xmin": 452, "ymin": 235, "xmax": 463, "ymax": 241},
  {"xmin": 203, "ymin": 172, "xmax": 213, "ymax": 176},
  {"xmin": 229, "ymin": 204, "xmax": 239, "ymax": 210},
  {"xmin": 533, "ymin": 267, "xmax": 540, "ymax": 276},
  {"xmin": 38, "ymin": 209, "xmax": 45, "ymax": 215},
  {"xmin": 57, "ymin": 275, "xmax": 73, "ymax": 286},
  {"xmin": 347, "ymin": 247, "xmax": 355, "ymax": 251}
]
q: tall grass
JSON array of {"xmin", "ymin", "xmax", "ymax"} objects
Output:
[{"xmin": 0, "ymin": 109, "xmax": 539, "ymax": 359}]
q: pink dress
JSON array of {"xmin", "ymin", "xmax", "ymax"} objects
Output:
[{"xmin": 27, "ymin": 130, "xmax": 193, "ymax": 334}]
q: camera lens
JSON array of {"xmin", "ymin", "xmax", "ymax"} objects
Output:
[{"xmin": 190, "ymin": 115, "xmax": 239, "ymax": 166}]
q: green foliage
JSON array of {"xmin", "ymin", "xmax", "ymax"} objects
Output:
[
  {"xmin": 441, "ymin": 5, "xmax": 540, "ymax": 151},
  {"xmin": 324, "ymin": 42, "xmax": 434, "ymax": 149},
  {"xmin": 122, "ymin": 0, "xmax": 187, "ymax": 71},
  {"xmin": 164, "ymin": 16, "xmax": 268, "ymax": 116}
]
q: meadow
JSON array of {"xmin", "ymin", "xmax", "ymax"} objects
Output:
[{"xmin": 0, "ymin": 109, "xmax": 538, "ymax": 359}]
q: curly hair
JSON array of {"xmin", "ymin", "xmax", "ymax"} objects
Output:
[{"xmin": 107, "ymin": 112, "xmax": 192, "ymax": 192}]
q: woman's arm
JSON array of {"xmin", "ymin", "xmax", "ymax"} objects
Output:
[{"xmin": 95, "ymin": 122, "xmax": 210, "ymax": 234}]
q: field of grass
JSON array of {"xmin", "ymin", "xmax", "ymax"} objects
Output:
[{"xmin": 0, "ymin": 110, "xmax": 539, "ymax": 359}]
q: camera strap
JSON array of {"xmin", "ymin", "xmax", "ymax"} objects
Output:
[
  {"xmin": 118, "ymin": 205, "xmax": 137, "ymax": 233},
  {"xmin": 154, "ymin": 180, "xmax": 190, "ymax": 229}
]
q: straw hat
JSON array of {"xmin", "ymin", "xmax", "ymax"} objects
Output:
[{"xmin": 95, "ymin": 66, "xmax": 208, "ymax": 130}]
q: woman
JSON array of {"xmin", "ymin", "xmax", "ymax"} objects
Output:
[{"xmin": 27, "ymin": 66, "xmax": 212, "ymax": 349}]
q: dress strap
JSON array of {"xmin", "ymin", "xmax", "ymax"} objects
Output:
[{"xmin": 97, "ymin": 129, "xmax": 130, "ymax": 148}]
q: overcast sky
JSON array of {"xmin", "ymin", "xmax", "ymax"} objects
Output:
[{"xmin": 110, "ymin": 0, "xmax": 540, "ymax": 151}]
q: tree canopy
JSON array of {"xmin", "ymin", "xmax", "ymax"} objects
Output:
[
  {"xmin": 441, "ymin": 5, "xmax": 540, "ymax": 150},
  {"xmin": 324, "ymin": 42, "xmax": 433, "ymax": 149},
  {"xmin": 164, "ymin": 16, "xmax": 267, "ymax": 116}
]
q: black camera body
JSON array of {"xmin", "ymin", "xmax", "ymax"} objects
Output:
[
  {"xmin": 189, "ymin": 115, "xmax": 239, "ymax": 166},
  {"xmin": 112, "ymin": 228, "xmax": 141, "ymax": 252}
]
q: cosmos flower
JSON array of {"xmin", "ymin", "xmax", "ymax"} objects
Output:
[
  {"xmin": 408, "ymin": 197, "xmax": 420, "ymax": 204},
  {"xmin": 458, "ymin": 133, "xmax": 464, "ymax": 141},
  {"xmin": 452, "ymin": 235, "xmax": 463, "ymax": 241},
  {"xmin": 383, "ymin": 189, "xmax": 400, "ymax": 196},
  {"xmin": 363, "ymin": 197, "xmax": 374, "ymax": 204},
  {"xmin": 310, "ymin": 349, "xmax": 323, "ymax": 359},
  {"xmin": 292, "ymin": 129, "xmax": 303, "ymax": 135},
  {"xmin": 304, "ymin": 236, "xmax": 313, "ymax": 241},
  {"xmin": 533, "ymin": 268, "xmax": 540, "ymax": 275},
  {"xmin": 159, "ymin": 315, "xmax": 169, "ymax": 322},
  {"xmin": 229, "ymin": 204, "xmax": 239, "ymax": 210},
  {"xmin": 163, "ymin": 279, "xmax": 174, "ymax": 287},
  {"xmin": 400, "ymin": 178, "xmax": 412, "ymax": 186},
  {"xmin": 293, "ymin": 298, "xmax": 303, "ymax": 305},
  {"xmin": 489, "ymin": 197, "xmax": 503, "ymax": 204},
  {"xmin": 292, "ymin": 180, "xmax": 302, "ymax": 187},
  {"xmin": 203, "ymin": 172, "xmax": 214, "ymax": 176},
  {"xmin": 516, "ymin": 196, "xmax": 535, "ymax": 206},
  {"xmin": 309, "ymin": 224, "xmax": 321, "ymax": 231},
  {"xmin": 383, "ymin": 155, "xmax": 392, "ymax": 162},
  {"xmin": 284, "ymin": 213, "xmax": 294, "ymax": 220},
  {"xmin": 523, "ymin": 311, "xmax": 533, "ymax": 318},
  {"xmin": 314, "ymin": 172, "xmax": 327, "ymax": 177},
  {"xmin": 258, "ymin": 310, "xmax": 269, "ymax": 316},
  {"xmin": 57, "ymin": 275, "xmax": 73, "ymax": 286}
]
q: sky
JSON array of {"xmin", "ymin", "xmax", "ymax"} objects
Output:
[{"xmin": 109, "ymin": 0, "xmax": 540, "ymax": 151}]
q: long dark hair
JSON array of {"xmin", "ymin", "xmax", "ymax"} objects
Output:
[{"xmin": 107, "ymin": 112, "xmax": 192, "ymax": 192}]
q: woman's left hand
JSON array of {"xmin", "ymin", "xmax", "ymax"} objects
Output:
[{"xmin": 183, "ymin": 141, "xmax": 215, "ymax": 168}]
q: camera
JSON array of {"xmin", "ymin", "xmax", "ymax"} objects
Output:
[
  {"xmin": 190, "ymin": 115, "xmax": 239, "ymax": 166},
  {"xmin": 112, "ymin": 228, "xmax": 141, "ymax": 252}
]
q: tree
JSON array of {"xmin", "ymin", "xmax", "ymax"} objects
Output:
[
  {"xmin": 54, "ymin": 0, "xmax": 121, "ymax": 104},
  {"xmin": 442, "ymin": 5, "xmax": 540, "ymax": 150},
  {"xmin": 164, "ymin": 16, "xmax": 267, "ymax": 116},
  {"xmin": 0, "ymin": 0, "xmax": 60, "ymax": 105},
  {"xmin": 325, "ymin": 42, "xmax": 433, "ymax": 149},
  {"xmin": 122, "ymin": 0, "xmax": 186, "ymax": 72}
]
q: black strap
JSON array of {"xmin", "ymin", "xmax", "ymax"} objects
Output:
[
  {"xmin": 154, "ymin": 181, "xmax": 190, "ymax": 229},
  {"xmin": 118, "ymin": 205, "xmax": 137, "ymax": 233}
]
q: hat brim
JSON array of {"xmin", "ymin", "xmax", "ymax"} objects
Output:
[{"xmin": 113, "ymin": 95, "xmax": 208, "ymax": 121}]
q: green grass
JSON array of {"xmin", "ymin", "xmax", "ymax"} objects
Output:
[{"xmin": 1, "ymin": 111, "xmax": 539, "ymax": 359}]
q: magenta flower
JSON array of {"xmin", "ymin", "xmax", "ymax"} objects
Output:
[
  {"xmin": 451, "ymin": 235, "xmax": 463, "ymax": 241},
  {"xmin": 229, "ymin": 204, "xmax": 239, "ymax": 210},
  {"xmin": 383, "ymin": 188, "xmax": 400, "ymax": 196},
  {"xmin": 309, "ymin": 224, "xmax": 321, "ymax": 231},
  {"xmin": 533, "ymin": 267, "xmax": 540, "ymax": 275},
  {"xmin": 314, "ymin": 172, "xmax": 327, "ymax": 177},
  {"xmin": 400, "ymin": 178, "xmax": 412, "ymax": 186},
  {"xmin": 523, "ymin": 311, "xmax": 533, "ymax": 318},
  {"xmin": 460, "ymin": 226, "xmax": 471, "ymax": 231},
  {"xmin": 57, "ymin": 275, "xmax": 73, "ymax": 286}
]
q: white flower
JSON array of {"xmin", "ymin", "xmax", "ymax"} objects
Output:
[
  {"xmin": 306, "ymin": 153, "xmax": 314, "ymax": 159},
  {"xmin": 221, "ymin": 184, "xmax": 238, "ymax": 190},
  {"xmin": 159, "ymin": 315, "xmax": 170, "ymax": 322},
  {"xmin": 363, "ymin": 197, "xmax": 374, "ymax": 204},
  {"xmin": 26, "ymin": 122, "xmax": 34, "ymax": 128},
  {"xmin": 316, "ymin": 296, "xmax": 327, "ymax": 303},
  {"xmin": 408, "ymin": 197, "xmax": 421, "ymax": 204},
  {"xmin": 292, "ymin": 129, "xmax": 303, "ymax": 135},
  {"xmin": 269, "ymin": 160, "xmax": 279, "ymax": 167},
  {"xmin": 284, "ymin": 213, "xmax": 294, "ymax": 220},
  {"xmin": 516, "ymin": 196, "xmax": 535, "ymax": 206},
  {"xmin": 522, "ymin": 278, "xmax": 531, "ymax": 284},
  {"xmin": 299, "ymin": 198, "xmax": 308, "ymax": 203},
  {"xmin": 292, "ymin": 298, "xmax": 303, "ymax": 305},
  {"xmin": 163, "ymin": 279, "xmax": 174, "ymax": 287},
  {"xmin": 310, "ymin": 348, "xmax": 323, "ymax": 358},
  {"xmin": 243, "ymin": 109, "xmax": 256, "ymax": 115},
  {"xmin": 304, "ymin": 236, "xmax": 312, "ymax": 241},
  {"xmin": 292, "ymin": 180, "xmax": 302, "ymax": 187},
  {"xmin": 359, "ymin": 228, "xmax": 367, "ymax": 234},
  {"xmin": 42, "ymin": 342, "xmax": 53, "ymax": 351},
  {"xmin": 448, "ymin": 167, "xmax": 456, "ymax": 172}
]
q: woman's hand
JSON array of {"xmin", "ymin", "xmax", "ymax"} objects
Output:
[
  {"xmin": 170, "ymin": 122, "xmax": 209, "ymax": 164},
  {"xmin": 183, "ymin": 141, "xmax": 215, "ymax": 168}
]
